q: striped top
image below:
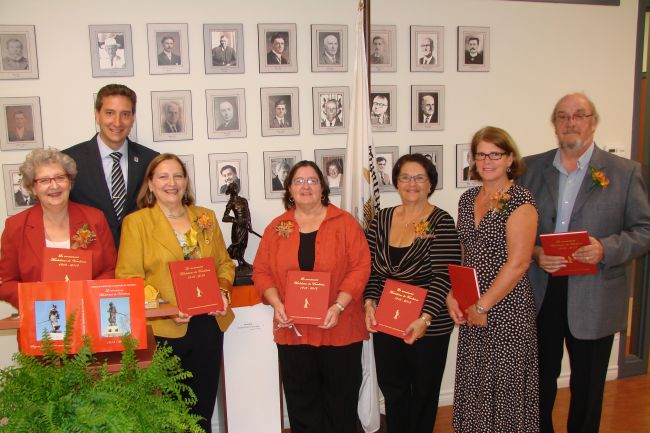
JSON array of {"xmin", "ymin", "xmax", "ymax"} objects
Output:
[{"xmin": 364, "ymin": 206, "xmax": 462, "ymax": 336}]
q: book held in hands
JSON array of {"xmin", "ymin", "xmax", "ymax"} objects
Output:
[
  {"xmin": 41, "ymin": 247, "xmax": 92, "ymax": 282},
  {"xmin": 374, "ymin": 279, "xmax": 426, "ymax": 339},
  {"xmin": 285, "ymin": 271, "xmax": 331, "ymax": 325},
  {"xmin": 539, "ymin": 230, "xmax": 598, "ymax": 276},
  {"xmin": 447, "ymin": 264, "xmax": 481, "ymax": 312},
  {"xmin": 168, "ymin": 257, "xmax": 224, "ymax": 315}
]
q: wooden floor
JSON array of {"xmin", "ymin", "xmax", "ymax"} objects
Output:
[{"xmin": 431, "ymin": 373, "xmax": 650, "ymax": 433}]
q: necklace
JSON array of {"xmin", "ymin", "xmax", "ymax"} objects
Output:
[
  {"xmin": 399, "ymin": 206, "xmax": 431, "ymax": 227},
  {"xmin": 165, "ymin": 209, "xmax": 186, "ymax": 219}
]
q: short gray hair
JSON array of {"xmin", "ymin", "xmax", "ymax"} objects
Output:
[
  {"xmin": 20, "ymin": 148, "xmax": 77, "ymax": 191},
  {"xmin": 551, "ymin": 92, "xmax": 600, "ymax": 125}
]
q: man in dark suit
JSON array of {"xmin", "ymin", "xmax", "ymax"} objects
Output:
[
  {"xmin": 63, "ymin": 84, "xmax": 158, "ymax": 247},
  {"xmin": 418, "ymin": 37, "xmax": 435, "ymax": 65},
  {"xmin": 370, "ymin": 35, "xmax": 386, "ymax": 64},
  {"xmin": 266, "ymin": 33, "xmax": 288, "ymax": 65},
  {"xmin": 464, "ymin": 36, "xmax": 483, "ymax": 64},
  {"xmin": 518, "ymin": 93, "xmax": 650, "ymax": 433},
  {"xmin": 157, "ymin": 36, "xmax": 181, "ymax": 66},
  {"xmin": 212, "ymin": 34, "xmax": 237, "ymax": 66},
  {"xmin": 216, "ymin": 100, "xmax": 238, "ymax": 131},
  {"xmin": 272, "ymin": 161, "xmax": 290, "ymax": 191},
  {"xmin": 219, "ymin": 164, "xmax": 240, "ymax": 194},
  {"xmin": 319, "ymin": 34, "xmax": 340, "ymax": 65},
  {"xmin": 270, "ymin": 99, "xmax": 290, "ymax": 128},
  {"xmin": 7, "ymin": 110, "xmax": 34, "ymax": 142},
  {"xmin": 162, "ymin": 101, "xmax": 182, "ymax": 133},
  {"xmin": 320, "ymin": 99, "xmax": 343, "ymax": 128},
  {"xmin": 418, "ymin": 94, "xmax": 438, "ymax": 124},
  {"xmin": 13, "ymin": 183, "xmax": 35, "ymax": 207}
]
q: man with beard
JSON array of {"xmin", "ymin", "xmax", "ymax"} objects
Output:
[
  {"xmin": 518, "ymin": 93, "xmax": 650, "ymax": 433},
  {"xmin": 464, "ymin": 36, "xmax": 483, "ymax": 64}
]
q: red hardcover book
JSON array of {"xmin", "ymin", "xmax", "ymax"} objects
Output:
[
  {"xmin": 83, "ymin": 278, "xmax": 147, "ymax": 353},
  {"xmin": 41, "ymin": 247, "xmax": 92, "ymax": 282},
  {"xmin": 284, "ymin": 271, "xmax": 331, "ymax": 325},
  {"xmin": 448, "ymin": 264, "xmax": 481, "ymax": 312},
  {"xmin": 374, "ymin": 279, "xmax": 427, "ymax": 339},
  {"xmin": 18, "ymin": 281, "xmax": 84, "ymax": 355},
  {"xmin": 540, "ymin": 231, "xmax": 598, "ymax": 276},
  {"xmin": 168, "ymin": 257, "xmax": 224, "ymax": 316}
]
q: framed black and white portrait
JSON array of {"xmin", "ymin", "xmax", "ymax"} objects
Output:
[
  {"xmin": 92, "ymin": 92, "xmax": 137, "ymax": 142},
  {"xmin": 260, "ymin": 87, "xmax": 299, "ymax": 137},
  {"xmin": 370, "ymin": 85, "xmax": 396, "ymax": 132},
  {"xmin": 209, "ymin": 152, "xmax": 249, "ymax": 203},
  {"xmin": 458, "ymin": 26, "xmax": 490, "ymax": 72},
  {"xmin": 314, "ymin": 148, "xmax": 345, "ymax": 195},
  {"xmin": 410, "ymin": 145, "xmax": 443, "ymax": 190},
  {"xmin": 203, "ymin": 23, "xmax": 244, "ymax": 74},
  {"xmin": 411, "ymin": 85, "xmax": 445, "ymax": 131},
  {"xmin": 313, "ymin": 86, "xmax": 349, "ymax": 135},
  {"xmin": 3, "ymin": 163, "xmax": 36, "ymax": 216},
  {"xmin": 88, "ymin": 25, "xmax": 134, "ymax": 77},
  {"xmin": 410, "ymin": 26, "xmax": 443, "ymax": 72},
  {"xmin": 311, "ymin": 24, "xmax": 348, "ymax": 72},
  {"xmin": 258, "ymin": 23, "xmax": 297, "ymax": 73},
  {"xmin": 0, "ymin": 25, "xmax": 38, "ymax": 80},
  {"xmin": 151, "ymin": 90, "xmax": 192, "ymax": 142},
  {"xmin": 0, "ymin": 96, "xmax": 43, "ymax": 151},
  {"xmin": 206, "ymin": 88, "xmax": 246, "ymax": 139},
  {"xmin": 177, "ymin": 154, "xmax": 196, "ymax": 195},
  {"xmin": 263, "ymin": 150, "xmax": 301, "ymax": 199},
  {"xmin": 375, "ymin": 146, "xmax": 399, "ymax": 192},
  {"xmin": 456, "ymin": 143, "xmax": 481, "ymax": 188},
  {"xmin": 147, "ymin": 23, "xmax": 189, "ymax": 75},
  {"xmin": 370, "ymin": 25, "xmax": 396, "ymax": 73}
]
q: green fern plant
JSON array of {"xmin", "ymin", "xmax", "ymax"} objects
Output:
[{"xmin": 0, "ymin": 313, "xmax": 204, "ymax": 433}]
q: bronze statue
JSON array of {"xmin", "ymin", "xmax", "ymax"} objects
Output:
[{"xmin": 222, "ymin": 182, "xmax": 255, "ymax": 271}]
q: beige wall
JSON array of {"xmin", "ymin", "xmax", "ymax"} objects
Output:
[{"xmin": 0, "ymin": 0, "xmax": 639, "ymax": 404}]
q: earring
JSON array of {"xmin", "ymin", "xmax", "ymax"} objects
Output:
[
  {"xmin": 288, "ymin": 196, "xmax": 295, "ymax": 206},
  {"xmin": 320, "ymin": 194, "xmax": 325, "ymax": 202},
  {"xmin": 182, "ymin": 191, "xmax": 188, "ymax": 203},
  {"xmin": 507, "ymin": 166, "xmax": 512, "ymax": 173},
  {"xmin": 146, "ymin": 190, "xmax": 154, "ymax": 205}
]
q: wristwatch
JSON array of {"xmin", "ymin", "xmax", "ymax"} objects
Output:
[
  {"xmin": 420, "ymin": 315, "xmax": 431, "ymax": 327},
  {"xmin": 475, "ymin": 302, "xmax": 489, "ymax": 314},
  {"xmin": 334, "ymin": 301, "xmax": 345, "ymax": 312}
]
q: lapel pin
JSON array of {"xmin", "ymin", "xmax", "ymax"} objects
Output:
[{"xmin": 134, "ymin": 156, "xmax": 139, "ymax": 162}]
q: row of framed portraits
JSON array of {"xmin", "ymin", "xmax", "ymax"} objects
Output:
[
  {"xmin": 2, "ymin": 145, "xmax": 480, "ymax": 216},
  {"xmin": 0, "ymin": 23, "xmax": 489, "ymax": 80},
  {"xmin": 0, "ymin": 84, "xmax": 444, "ymax": 149}
]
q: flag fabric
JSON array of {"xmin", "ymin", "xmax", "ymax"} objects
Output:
[{"xmin": 343, "ymin": 2, "xmax": 381, "ymax": 432}]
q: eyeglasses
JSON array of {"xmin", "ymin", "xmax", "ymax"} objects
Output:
[
  {"xmin": 34, "ymin": 174, "xmax": 69, "ymax": 186},
  {"xmin": 372, "ymin": 102, "xmax": 388, "ymax": 108},
  {"xmin": 292, "ymin": 177, "xmax": 320, "ymax": 186},
  {"xmin": 474, "ymin": 152, "xmax": 507, "ymax": 161},
  {"xmin": 397, "ymin": 174, "xmax": 428, "ymax": 184},
  {"xmin": 555, "ymin": 112, "xmax": 593, "ymax": 124}
]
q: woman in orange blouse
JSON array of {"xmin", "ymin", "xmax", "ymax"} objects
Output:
[{"xmin": 253, "ymin": 160, "xmax": 370, "ymax": 433}]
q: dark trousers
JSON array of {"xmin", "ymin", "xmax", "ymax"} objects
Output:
[
  {"xmin": 374, "ymin": 332, "xmax": 451, "ymax": 433},
  {"xmin": 537, "ymin": 276, "xmax": 614, "ymax": 433},
  {"xmin": 277, "ymin": 342, "xmax": 363, "ymax": 433},
  {"xmin": 156, "ymin": 315, "xmax": 224, "ymax": 433}
]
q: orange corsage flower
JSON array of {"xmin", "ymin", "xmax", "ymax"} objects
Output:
[
  {"xmin": 490, "ymin": 191, "xmax": 512, "ymax": 214},
  {"xmin": 589, "ymin": 165, "xmax": 609, "ymax": 190},
  {"xmin": 193, "ymin": 213, "xmax": 214, "ymax": 243},
  {"xmin": 413, "ymin": 220, "xmax": 435, "ymax": 240},
  {"xmin": 275, "ymin": 221, "xmax": 294, "ymax": 239},
  {"xmin": 71, "ymin": 224, "xmax": 96, "ymax": 249}
]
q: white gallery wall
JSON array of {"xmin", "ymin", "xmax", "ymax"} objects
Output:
[{"xmin": 0, "ymin": 0, "xmax": 639, "ymax": 405}]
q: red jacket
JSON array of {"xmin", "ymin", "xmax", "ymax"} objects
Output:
[
  {"xmin": 0, "ymin": 201, "xmax": 116, "ymax": 308},
  {"xmin": 253, "ymin": 205, "xmax": 370, "ymax": 346}
]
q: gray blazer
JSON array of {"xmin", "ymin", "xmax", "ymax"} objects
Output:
[{"xmin": 518, "ymin": 145, "xmax": 650, "ymax": 339}]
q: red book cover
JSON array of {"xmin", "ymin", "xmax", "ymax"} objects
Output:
[
  {"xmin": 168, "ymin": 257, "xmax": 224, "ymax": 316},
  {"xmin": 284, "ymin": 271, "xmax": 331, "ymax": 325},
  {"xmin": 448, "ymin": 265, "xmax": 481, "ymax": 312},
  {"xmin": 374, "ymin": 279, "xmax": 427, "ymax": 339},
  {"xmin": 540, "ymin": 231, "xmax": 598, "ymax": 276},
  {"xmin": 83, "ymin": 278, "xmax": 147, "ymax": 353},
  {"xmin": 41, "ymin": 247, "xmax": 92, "ymax": 282},
  {"xmin": 18, "ymin": 281, "xmax": 84, "ymax": 355}
]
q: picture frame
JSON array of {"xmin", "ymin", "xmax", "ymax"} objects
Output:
[
  {"xmin": 203, "ymin": 23, "xmax": 244, "ymax": 74},
  {"xmin": 147, "ymin": 23, "xmax": 189, "ymax": 75},
  {"xmin": 209, "ymin": 152, "xmax": 249, "ymax": 203},
  {"xmin": 311, "ymin": 24, "xmax": 348, "ymax": 72},
  {"xmin": 375, "ymin": 146, "xmax": 399, "ymax": 192},
  {"xmin": 458, "ymin": 26, "xmax": 490, "ymax": 72},
  {"xmin": 314, "ymin": 148, "xmax": 345, "ymax": 195},
  {"xmin": 0, "ymin": 25, "xmax": 38, "ymax": 80},
  {"xmin": 312, "ymin": 86, "xmax": 349, "ymax": 135},
  {"xmin": 370, "ymin": 25, "xmax": 397, "ymax": 73},
  {"xmin": 263, "ymin": 150, "xmax": 302, "ymax": 199},
  {"xmin": 151, "ymin": 90, "xmax": 193, "ymax": 142},
  {"xmin": 206, "ymin": 88, "xmax": 247, "ymax": 139},
  {"xmin": 3, "ymin": 163, "xmax": 36, "ymax": 216},
  {"xmin": 88, "ymin": 24, "xmax": 134, "ymax": 77},
  {"xmin": 370, "ymin": 85, "xmax": 396, "ymax": 132},
  {"xmin": 456, "ymin": 143, "xmax": 481, "ymax": 188},
  {"xmin": 258, "ymin": 23, "xmax": 297, "ymax": 73},
  {"xmin": 0, "ymin": 96, "xmax": 43, "ymax": 151},
  {"xmin": 177, "ymin": 154, "xmax": 196, "ymax": 196},
  {"xmin": 410, "ymin": 26, "xmax": 443, "ymax": 72},
  {"xmin": 260, "ymin": 87, "xmax": 299, "ymax": 137},
  {"xmin": 93, "ymin": 92, "xmax": 137, "ymax": 142},
  {"xmin": 411, "ymin": 85, "xmax": 445, "ymax": 131},
  {"xmin": 410, "ymin": 145, "xmax": 443, "ymax": 190}
]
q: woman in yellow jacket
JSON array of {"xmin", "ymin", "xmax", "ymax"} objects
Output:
[{"xmin": 116, "ymin": 153, "xmax": 234, "ymax": 433}]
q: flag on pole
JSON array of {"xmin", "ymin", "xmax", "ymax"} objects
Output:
[{"xmin": 341, "ymin": 0, "xmax": 381, "ymax": 231}]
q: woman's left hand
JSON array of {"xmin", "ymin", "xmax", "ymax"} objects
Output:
[
  {"xmin": 319, "ymin": 305, "xmax": 341, "ymax": 330},
  {"xmin": 208, "ymin": 292, "xmax": 230, "ymax": 316},
  {"xmin": 403, "ymin": 317, "xmax": 427, "ymax": 345},
  {"xmin": 465, "ymin": 304, "xmax": 487, "ymax": 328}
]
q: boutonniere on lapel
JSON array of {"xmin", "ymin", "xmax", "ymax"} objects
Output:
[
  {"xmin": 275, "ymin": 220, "xmax": 294, "ymax": 239},
  {"xmin": 490, "ymin": 190, "xmax": 512, "ymax": 214},
  {"xmin": 182, "ymin": 228, "xmax": 200, "ymax": 259},
  {"xmin": 71, "ymin": 224, "xmax": 96, "ymax": 249},
  {"xmin": 413, "ymin": 220, "xmax": 435, "ymax": 240},
  {"xmin": 193, "ymin": 213, "xmax": 214, "ymax": 244},
  {"xmin": 589, "ymin": 165, "xmax": 609, "ymax": 190}
]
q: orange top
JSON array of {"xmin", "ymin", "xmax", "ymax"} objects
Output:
[{"xmin": 253, "ymin": 205, "xmax": 370, "ymax": 346}]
